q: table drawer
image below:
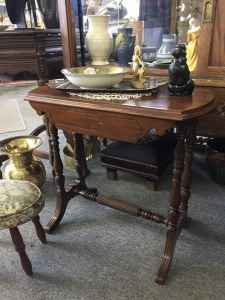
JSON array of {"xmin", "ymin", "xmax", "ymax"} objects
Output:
[{"xmin": 50, "ymin": 109, "xmax": 142, "ymax": 138}]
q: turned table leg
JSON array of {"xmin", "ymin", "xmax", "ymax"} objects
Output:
[
  {"xmin": 179, "ymin": 118, "xmax": 198, "ymax": 228},
  {"xmin": 156, "ymin": 121, "xmax": 188, "ymax": 284},
  {"xmin": 78, "ymin": 133, "xmax": 91, "ymax": 178},
  {"xmin": 45, "ymin": 120, "xmax": 73, "ymax": 233},
  {"xmin": 74, "ymin": 133, "xmax": 84, "ymax": 184},
  {"xmin": 67, "ymin": 133, "xmax": 97, "ymax": 193},
  {"xmin": 9, "ymin": 227, "xmax": 33, "ymax": 276},
  {"xmin": 63, "ymin": 131, "xmax": 90, "ymax": 178}
]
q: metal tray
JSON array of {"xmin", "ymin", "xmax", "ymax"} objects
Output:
[{"xmin": 49, "ymin": 77, "xmax": 160, "ymax": 94}]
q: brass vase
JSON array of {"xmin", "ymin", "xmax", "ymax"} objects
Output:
[{"xmin": 0, "ymin": 136, "xmax": 46, "ymax": 187}]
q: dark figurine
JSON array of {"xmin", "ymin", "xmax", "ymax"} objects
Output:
[{"xmin": 168, "ymin": 43, "xmax": 194, "ymax": 96}]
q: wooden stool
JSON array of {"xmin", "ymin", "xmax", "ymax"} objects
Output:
[
  {"xmin": 0, "ymin": 180, "xmax": 46, "ymax": 276},
  {"xmin": 101, "ymin": 130, "xmax": 177, "ymax": 190}
]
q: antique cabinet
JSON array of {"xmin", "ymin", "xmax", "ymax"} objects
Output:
[
  {"xmin": 0, "ymin": 0, "xmax": 63, "ymax": 84},
  {"xmin": 0, "ymin": 29, "xmax": 63, "ymax": 85}
]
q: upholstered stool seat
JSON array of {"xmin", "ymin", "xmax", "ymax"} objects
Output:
[
  {"xmin": 101, "ymin": 130, "xmax": 177, "ymax": 190},
  {"xmin": 0, "ymin": 180, "xmax": 46, "ymax": 275}
]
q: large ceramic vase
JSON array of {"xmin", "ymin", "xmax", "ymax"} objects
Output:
[
  {"xmin": 85, "ymin": 15, "xmax": 113, "ymax": 65},
  {"xmin": 157, "ymin": 34, "xmax": 177, "ymax": 60},
  {"xmin": 115, "ymin": 28, "xmax": 136, "ymax": 66},
  {"xmin": 0, "ymin": 136, "xmax": 46, "ymax": 188}
]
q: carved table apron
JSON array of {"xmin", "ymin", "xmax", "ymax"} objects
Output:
[{"xmin": 24, "ymin": 85, "xmax": 217, "ymax": 284}]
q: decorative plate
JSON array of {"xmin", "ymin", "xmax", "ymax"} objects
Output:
[
  {"xmin": 49, "ymin": 77, "xmax": 160, "ymax": 94},
  {"xmin": 150, "ymin": 59, "xmax": 172, "ymax": 69},
  {"xmin": 0, "ymin": 25, "xmax": 9, "ymax": 31}
]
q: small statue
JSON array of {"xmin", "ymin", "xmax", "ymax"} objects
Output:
[
  {"xmin": 168, "ymin": 43, "xmax": 194, "ymax": 96},
  {"xmin": 138, "ymin": 61, "xmax": 147, "ymax": 83},
  {"xmin": 186, "ymin": 18, "xmax": 200, "ymax": 71},
  {"xmin": 131, "ymin": 45, "xmax": 147, "ymax": 89}
]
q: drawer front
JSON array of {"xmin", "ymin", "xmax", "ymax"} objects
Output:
[{"xmin": 50, "ymin": 109, "xmax": 142, "ymax": 138}]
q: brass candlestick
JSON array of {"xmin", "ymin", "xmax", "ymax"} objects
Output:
[{"xmin": 0, "ymin": 136, "xmax": 46, "ymax": 187}]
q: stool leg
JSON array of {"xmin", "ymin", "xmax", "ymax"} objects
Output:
[
  {"xmin": 32, "ymin": 215, "xmax": 46, "ymax": 244},
  {"xmin": 9, "ymin": 227, "xmax": 33, "ymax": 276}
]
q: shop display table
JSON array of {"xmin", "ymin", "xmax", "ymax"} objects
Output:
[{"xmin": 24, "ymin": 84, "xmax": 216, "ymax": 284}]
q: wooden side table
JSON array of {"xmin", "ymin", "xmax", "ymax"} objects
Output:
[{"xmin": 24, "ymin": 85, "xmax": 217, "ymax": 284}]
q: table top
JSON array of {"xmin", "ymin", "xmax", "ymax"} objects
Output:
[{"xmin": 25, "ymin": 85, "xmax": 216, "ymax": 121}]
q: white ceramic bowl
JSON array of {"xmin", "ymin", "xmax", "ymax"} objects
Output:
[{"xmin": 61, "ymin": 66, "xmax": 129, "ymax": 89}]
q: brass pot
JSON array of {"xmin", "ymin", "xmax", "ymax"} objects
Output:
[{"xmin": 0, "ymin": 135, "xmax": 46, "ymax": 187}]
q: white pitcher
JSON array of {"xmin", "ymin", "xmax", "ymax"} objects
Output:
[{"xmin": 85, "ymin": 15, "xmax": 113, "ymax": 65}]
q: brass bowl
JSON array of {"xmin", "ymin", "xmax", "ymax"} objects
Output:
[{"xmin": 63, "ymin": 142, "xmax": 92, "ymax": 169}]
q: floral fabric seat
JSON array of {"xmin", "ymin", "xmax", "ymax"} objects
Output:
[
  {"xmin": 0, "ymin": 180, "xmax": 46, "ymax": 276},
  {"xmin": 0, "ymin": 180, "xmax": 45, "ymax": 229}
]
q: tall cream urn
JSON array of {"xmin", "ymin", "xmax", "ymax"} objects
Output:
[{"xmin": 85, "ymin": 15, "xmax": 113, "ymax": 65}]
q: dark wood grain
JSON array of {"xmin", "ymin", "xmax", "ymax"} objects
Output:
[
  {"xmin": 57, "ymin": 0, "xmax": 77, "ymax": 68},
  {"xmin": 210, "ymin": 0, "xmax": 225, "ymax": 67},
  {"xmin": 195, "ymin": 0, "xmax": 217, "ymax": 78},
  {"xmin": 195, "ymin": 0, "xmax": 225, "ymax": 78},
  {"xmin": 25, "ymin": 85, "xmax": 216, "ymax": 121},
  {"xmin": 76, "ymin": 189, "xmax": 167, "ymax": 225}
]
